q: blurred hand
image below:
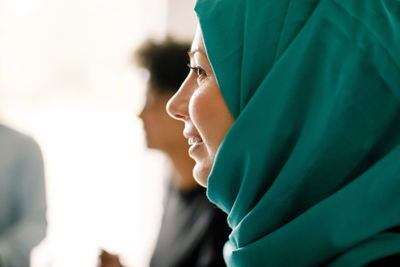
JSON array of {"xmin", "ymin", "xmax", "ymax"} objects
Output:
[{"xmin": 98, "ymin": 249, "xmax": 125, "ymax": 267}]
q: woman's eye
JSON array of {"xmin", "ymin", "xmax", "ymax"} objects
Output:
[
  {"xmin": 195, "ymin": 67, "xmax": 205, "ymax": 77},
  {"xmin": 187, "ymin": 64, "xmax": 206, "ymax": 81}
]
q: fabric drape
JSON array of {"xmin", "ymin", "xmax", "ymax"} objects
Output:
[{"xmin": 195, "ymin": 0, "xmax": 400, "ymax": 266}]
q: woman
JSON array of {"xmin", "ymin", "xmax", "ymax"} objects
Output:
[{"xmin": 167, "ymin": 0, "xmax": 400, "ymax": 266}]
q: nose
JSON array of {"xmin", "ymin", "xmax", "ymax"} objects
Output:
[
  {"xmin": 138, "ymin": 103, "xmax": 146, "ymax": 120},
  {"xmin": 138, "ymin": 108, "xmax": 144, "ymax": 120},
  {"xmin": 166, "ymin": 76, "xmax": 192, "ymax": 121}
]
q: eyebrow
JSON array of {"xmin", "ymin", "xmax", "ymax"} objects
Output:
[{"xmin": 187, "ymin": 48, "xmax": 205, "ymax": 58}]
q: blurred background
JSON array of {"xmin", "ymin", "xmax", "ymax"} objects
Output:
[{"xmin": 0, "ymin": 0, "xmax": 196, "ymax": 266}]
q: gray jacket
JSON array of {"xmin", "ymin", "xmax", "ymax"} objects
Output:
[{"xmin": 0, "ymin": 124, "xmax": 47, "ymax": 267}]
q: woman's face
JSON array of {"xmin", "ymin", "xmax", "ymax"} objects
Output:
[{"xmin": 166, "ymin": 26, "xmax": 234, "ymax": 187}]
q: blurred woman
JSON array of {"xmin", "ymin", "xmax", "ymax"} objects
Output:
[{"xmin": 167, "ymin": 0, "xmax": 400, "ymax": 266}]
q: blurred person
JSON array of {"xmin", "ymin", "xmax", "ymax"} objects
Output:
[
  {"xmin": 0, "ymin": 124, "xmax": 47, "ymax": 267},
  {"xmin": 99, "ymin": 38, "xmax": 229, "ymax": 267}
]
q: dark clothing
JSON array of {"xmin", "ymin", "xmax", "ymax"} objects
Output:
[{"xmin": 150, "ymin": 185, "xmax": 229, "ymax": 267}]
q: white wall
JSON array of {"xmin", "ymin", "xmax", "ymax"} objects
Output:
[
  {"xmin": 166, "ymin": 0, "xmax": 197, "ymax": 42},
  {"xmin": 0, "ymin": 1, "xmax": 170, "ymax": 267},
  {"xmin": 0, "ymin": 0, "xmax": 197, "ymax": 266}
]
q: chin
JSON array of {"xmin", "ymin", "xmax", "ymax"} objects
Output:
[
  {"xmin": 193, "ymin": 164, "xmax": 211, "ymax": 188},
  {"xmin": 145, "ymin": 138, "xmax": 157, "ymax": 149},
  {"xmin": 146, "ymin": 142, "xmax": 154, "ymax": 149}
]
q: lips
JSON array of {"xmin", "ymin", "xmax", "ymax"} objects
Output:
[
  {"xmin": 188, "ymin": 136, "xmax": 202, "ymax": 145},
  {"xmin": 183, "ymin": 130, "xmax": 203, "ymax": 156},
  {"xmin": 183, "ymin": 128, "xmax": 202, "ymax": 144}
]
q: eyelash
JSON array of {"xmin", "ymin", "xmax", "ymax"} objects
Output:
[{"xmin": 187, "ymin": 64, "xmax": 206, "ymax": 80}]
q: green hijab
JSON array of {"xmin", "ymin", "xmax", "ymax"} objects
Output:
[{"xmin": 195, "ymin": 0, "xmax": 400, "ymax": 266}]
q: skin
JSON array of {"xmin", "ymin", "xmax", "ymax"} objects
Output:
[
  {"xmin": 98, "ymin": 250, "xmax": 124, "ymax": 267},
  {"xmin": 166, "ymin": 25, "xmax": 234, "ymax": 187},
  {"xmin": 139, "ymin": 86, "xmax": 197, "ymax": 191},
  {"xmin": 139, "ymin": 86, "xmax": 184, "ymax": 151}
]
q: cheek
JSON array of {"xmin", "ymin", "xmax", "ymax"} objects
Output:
[
  {"xmin": 188, "ymin": 89, "xmax": 213, "ymax": 135},
  {"xmin": 188, "ymin": 87, "xmax": 224, "ymax": 153},
  {"xmin": 189, "ymin": 84, "xmax": 234, "ymax": 150},
  {"xmin": 143, "ymin": 110, "xmax": 162, "ymax": 130},
  {"xmin": 163, "ymin": 114, "xmax": 185, "ymax": 138}
]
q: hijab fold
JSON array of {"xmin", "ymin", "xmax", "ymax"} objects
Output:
[{"xmin": 195, "ymin": 0, "xmax": 400, "ymax": 265}]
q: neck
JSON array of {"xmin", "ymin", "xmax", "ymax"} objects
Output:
[{"xmin": 166, "ymin": 147, "xmax": 198, "ymax": 192}]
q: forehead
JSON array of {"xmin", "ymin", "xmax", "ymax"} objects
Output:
[{"xmin": 189, "ymin": 25, "xmax": 206, "ymax": 58}]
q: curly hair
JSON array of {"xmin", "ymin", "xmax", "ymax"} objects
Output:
[{"xmin": 135, "ymin": 38, "xmax": 191, "ymax": 94}]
